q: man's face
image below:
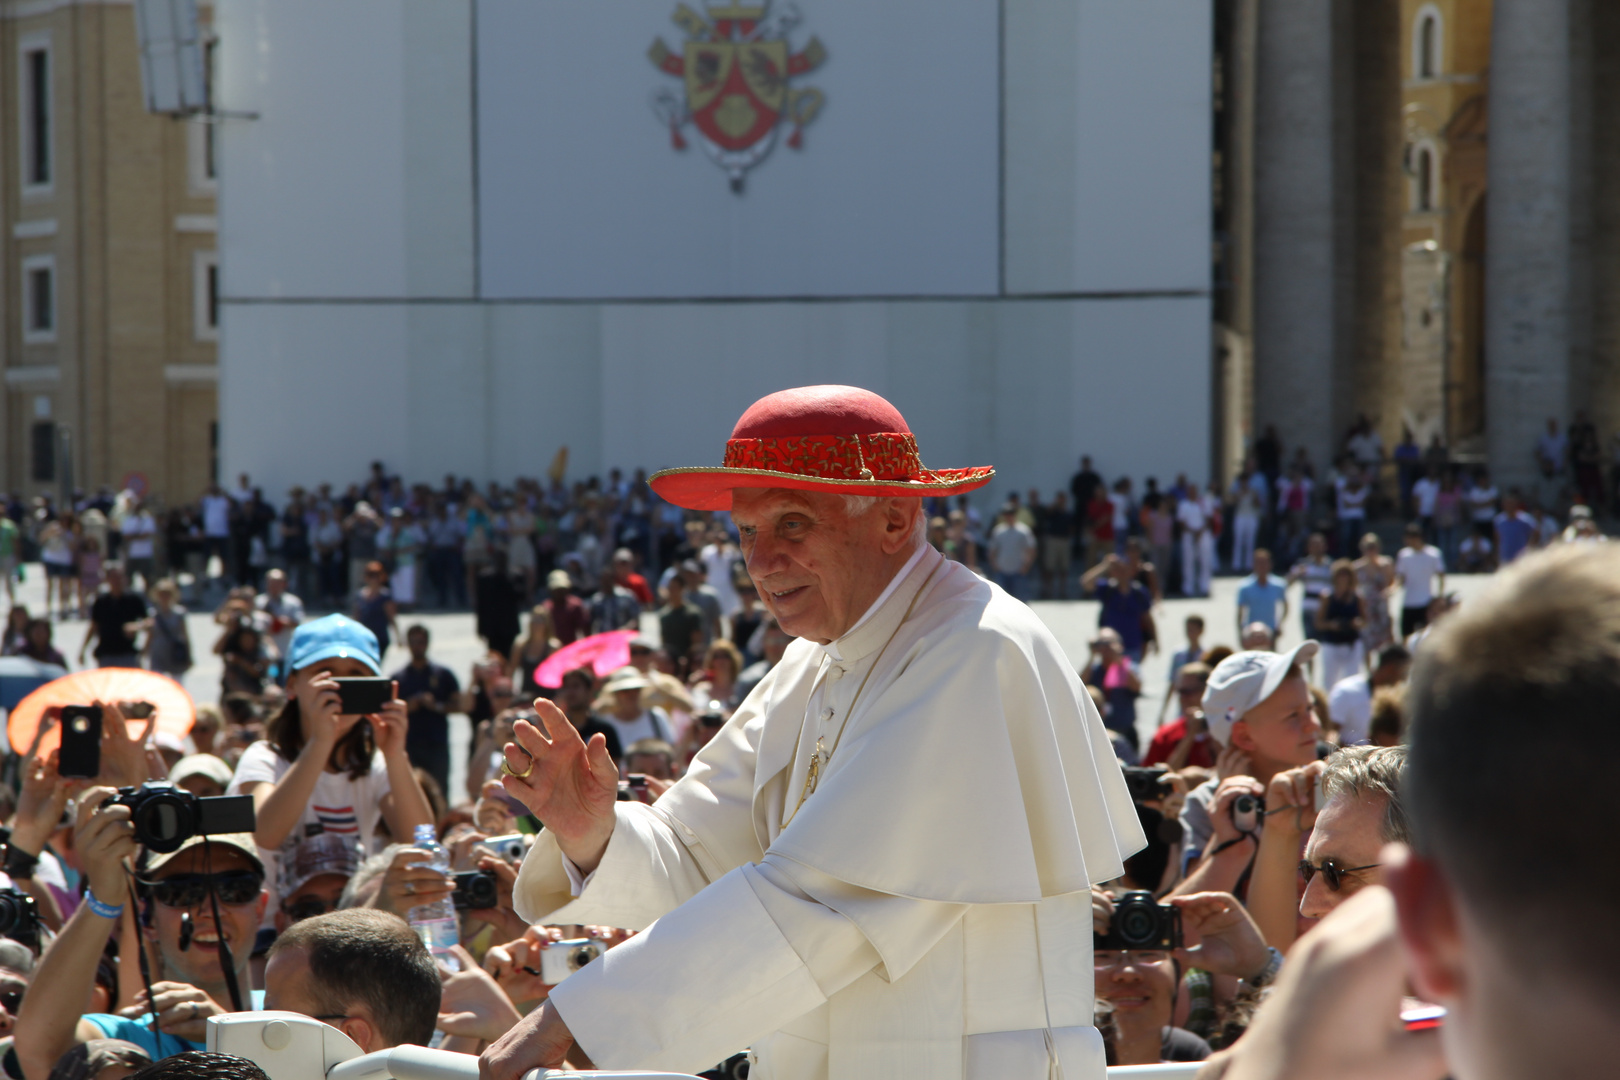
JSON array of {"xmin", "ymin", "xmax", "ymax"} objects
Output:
[
  {"xmin": 560, "ymin": 676, "xmax": 592, "ymax": 709},
  {"xmin": 1299, "ymin": 793, "xmax": 1389, "ymax": 919},
  {"xmin": 105, "ymin": 567, "xmax": 126, "ymax": 593},
  {"xmin": 264, "ymin": 945, "xmax": 384, "ymax": 1054},
  {"xmin": 266, "ymin": 572, "xmax": 286, "ymax": 597},
  {"xmin": 276, "ymin": 873, "xmax": 349, "ymax": 932},
  {"xmin": 1308, "ymin": 534, "xmax": 1326, "ymax": 556},
  {"xmin": 407, "ymin": 630, "xmax": 429, "ymax": 661},
  {"xmin": 148, "ymin": 847, "xmax": 268, "ymax": 985},
  {"xmin": 1232, "ymin": 673, "xmax": 1319, "ymax": 768},
  {"xmin": 1375, "ymin": 659, "xmax": 1411, "ymax": 686},
  {"xmin": 733, "ymin": 488, "xmax": 916, "ymax": 644},
  {"xmin": 626, "ymin": 753, "xmax": 673, "ymax": 781},
  {"xmin": 1253, "ymin": 551, "xmax": 1272, "ymax": 578},
  {"xmin": 1094, "ymin": 949, "xmax": 1177, "ymax": 1033},
  {"xmin": 628, "ymin": 645, "xmax": 653, "ymax": 673},
  {"xmin": 0, "ymin": 966, "xmax": 27, "ymax": 1038}
]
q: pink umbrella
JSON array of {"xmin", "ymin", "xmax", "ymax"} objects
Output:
[{"xmin": 534, "ymin": 629, "xmax": 639, "ymax": 690}]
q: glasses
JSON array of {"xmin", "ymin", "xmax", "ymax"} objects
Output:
[
  {"xmin": 282, "ymin": 895, "xmax": 338, "ymax": 923},
  {"xmin": 0, "ymin": 989, "xmax": 22, "ymax": 1014},
  {"xmin": 1299, "ymin": 858, "xmax": 1381, "ymax": 892},
  {"xmin": 1094, "ymin": 949, "xmax": 1172, "ymax": 970},
  {"xmin": 148, "ymin": 871, "xmax": 265, "ymax": 908}
]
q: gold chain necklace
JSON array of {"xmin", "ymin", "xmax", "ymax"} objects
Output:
[{"xmin": 782, "ymin": 560, "xmax": 942, "ymax": 827}]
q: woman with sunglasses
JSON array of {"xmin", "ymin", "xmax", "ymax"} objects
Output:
[{"xmin": 227, "ymin": 614, "xmax": 434, "ymax": 917}]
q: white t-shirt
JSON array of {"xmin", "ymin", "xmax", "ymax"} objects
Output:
[
  {"xmin": 1411, "ymin": 476, "xmax": 1440, "ymax": 517},
  {"xmin": 1395, "ymin": 545, "xmax": 1444, "ymax": 608},
  {"xmin": 228, "ymin": 740, "xmax": 393, "ymax": 904},
  {"xmin": 1467, "ymin": 485, "xmax": 1499, "ymax": 522},
  {"xmin": 700, "ymin": 543, "xmax": 742, "ymax": 618},
  {"xmin": 201, "ymin": 494, "xmax": 233, "ymax": 538},
  {"xmin": 1336, "ymin": 481, "xmax": 1368, "ymax": 520},
  {"xmin": 608, "ymin": 708, "xmax": 673, "ymax": 748},
  {"xmin": 122, "ymin": 512, "xmax": 157, "ymax": 559},
  {"xmin": 1328, "ymin": 673, "xmax": 1373, "ymax": 746},
  {"xmin": 1176, "ymin": 498, "xmax": 1209, "ymax": 534}
]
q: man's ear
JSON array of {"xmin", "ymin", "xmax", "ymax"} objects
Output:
[
  {"xmin": 879, "ymin": 500, "xmax": 918, "ymax": 555},
  {"xmin": 339, "ymin": 1016, "xmax": 376, "ymax": 1054},
  {"xmin": 1383, "ymin": 842, "xmax": 1464, "ymax": 1004}
]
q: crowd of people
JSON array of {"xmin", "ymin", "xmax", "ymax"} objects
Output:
[{"xmin": 0, "ymin": 425, "xmax": 1610, "ymax": 1079}]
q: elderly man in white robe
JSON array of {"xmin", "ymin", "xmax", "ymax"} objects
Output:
[{"xmin": 482, "ymin": 385, "xmax": 1144, "ymax": 1080}]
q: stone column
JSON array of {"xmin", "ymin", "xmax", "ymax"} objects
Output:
[
  {"xmin": 1485, "ymin": 0, "xmax": 1571, "ymax": 490},
  {"xmin": 1253, "ymin": 0, "xmax": 1337, "ymax": 474}
]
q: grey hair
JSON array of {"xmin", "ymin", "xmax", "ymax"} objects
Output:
[
  {"xmin": 1321, "ymin": 744, "xmax": 1410, "ymax": 844},
  {"xmin": 840, "ymin": 494, "xmax": 928, "ymax": 546}
]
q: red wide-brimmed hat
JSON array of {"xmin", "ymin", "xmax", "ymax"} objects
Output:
[{"xmin": 649, "ymin": 385, "xmax": 995, "ymax": 511}]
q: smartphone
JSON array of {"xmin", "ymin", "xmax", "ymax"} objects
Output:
[
  {"xmin": 333, "ymin": 677, "xmax": 392, "ymax": 715},
  {"xmin": 59, "ymin": 705, "xmax": 103, "ymax": 779}
]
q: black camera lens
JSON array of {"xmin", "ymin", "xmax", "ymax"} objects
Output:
[
  {"xmin": 1117, "ymin": 903, "xmax": 1157, "ymax": 947},
  {"xmin": 570, "ymin": 946, "xmax": 598, "ymax": 969},
  {"xmin": 133, "ymin": 792, "xmax": 197, "ymax": 854}
]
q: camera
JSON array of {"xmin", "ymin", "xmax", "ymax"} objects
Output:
[
  {"xmin": 540, "ymin": 937, "xmax": 603, "ymax": 984},
  {"xmin": 451, "ymin": 870, "xmax": 499, "ymax": 911},
  {"xmin": 478, "ymin": 833, "xmax": 527, "ymax": 863},
  {"xmin": 1231, "ymin": 793, "xmax": 1264, "ymax": 833},
  {"xmin": 59, "ymin": 705, "xmax": 103, "ymax": 780},
  {"xmin": 1094, "ymin": 889, "xmax": 1182, "ymax": 952},
  {"xmin": 107, "ymin": 781, "xmax": 257, "ymax": 855},
  {"xmin": 1122, "ymin": 766, "xmax": 1170, "ymax": 804},
  {"xmin": 333, "ymin": 678, "xmax": 392, "ymax": 715},
  {"xmin": 0, "ymin": 888, "xmax": 40, "ymax": 950}
]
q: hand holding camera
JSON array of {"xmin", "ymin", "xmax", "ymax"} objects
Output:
[
  {"xmin": 1263, "ymin": 760, "xmax": 1326, "ymax": 839},
  {"xmin": 1093, "ymin": 889, "xmax": 1182, "ymax": 952},
  {"xmin": 1209, "ymin": 776, "xmax": 1266, "ymax": 847},
  {"xmin": 76, "ymin": 785, "xmax": 140, "ymax": 907}
]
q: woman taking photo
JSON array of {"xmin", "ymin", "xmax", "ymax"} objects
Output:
[{"xmin": 228, "ymin": 614, "xmax": 434, "ymax": 911}]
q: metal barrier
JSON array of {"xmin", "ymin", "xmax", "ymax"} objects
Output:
[{"xmin": 208, "ymin": 1011, "xmax": 1204, "ymax": 1080}]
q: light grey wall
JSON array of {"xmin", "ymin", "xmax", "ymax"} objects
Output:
[{"xmin": 218, "ymin": 0, "xmax": 1213, "ymax": 502}]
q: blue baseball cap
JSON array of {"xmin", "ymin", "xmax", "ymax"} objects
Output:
[{"xmin": 285, "ymin": 614, "xmax": 381, "ymax": 675}]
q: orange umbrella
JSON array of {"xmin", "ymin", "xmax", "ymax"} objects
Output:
[{"xmin": 7, "ymin": 668, "xmax": 195, "ymax": 757}]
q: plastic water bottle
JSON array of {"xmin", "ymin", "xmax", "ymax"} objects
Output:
[{"xmin": 407, "ymin": 824, "xmax": 461, "ymax": 971}]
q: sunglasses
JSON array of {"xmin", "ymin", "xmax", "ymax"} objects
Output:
[
  {"xmin": 282, "ymin": 895, "xmax": 338, "ymax": 923},
  {"xmin": 1299, "ymin": 858, "xmax": 1381, "ymax": 892},
  {"xmin": 148, "ymin": 871, "xmax": 265, "ymax": 908},
  {"xmin": 0, "ymin": 988, "xmax": 22, "ymax": 1014}
]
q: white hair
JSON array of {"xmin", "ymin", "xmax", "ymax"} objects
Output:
[{"xmin": 840, "ymin": 494, "xmax": 928, "ymax": 546}]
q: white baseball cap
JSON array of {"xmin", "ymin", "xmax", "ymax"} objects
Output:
[{"xmin": 1201, "ymin": 640, "xmax": 1319, "ymax": 745}]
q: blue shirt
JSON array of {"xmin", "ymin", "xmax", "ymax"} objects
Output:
[
  {"xmin": 85, "ymin": 991, "xmax": 266, "ymax": 1060},
  {"xmin": 1494, "ymin": 511, "xmax": 1536, "ymax": 563},
  {"xmin": 1236, "ymin": 576, "xmax": 1288, "ymax": 630},
  {"xmin": 1095, "ymin": 580, "xmax": 1154, "ymax": 656}
]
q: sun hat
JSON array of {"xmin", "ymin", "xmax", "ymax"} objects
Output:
[
  {"xmin": 547, "ymin": 569, "xmax": 573, "ymax": 590},
  {"xmin": 169, "ymin": 753, "xmax": 234, "ymax": 789},
  {"xmin": 649, "ymin": 385, "xmax": 994, "ymax": 511},
  {"xmin": 603, "ymin": 666, "xmax": 652, "ymax": 695},
  {"xmin": 285, "ymin": 614, "xmax": 381, "ymax": 676},
  {"xmin": 1201, "ymin": 640, "xmax": 1319, "ymax": 745},
  {"xmin": 142, "ymin": 831, "xmax": 265, "ymax": 876}
]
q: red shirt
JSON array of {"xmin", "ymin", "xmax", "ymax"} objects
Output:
[
  {"xmin": 618, "ymin": 571, "xmax": 654, "ymax": 607},
  {"xmin": 545, "ymin": 594, "xmax": 593, "ymax": 645},
  {"xmin": 1088, "ymin": 498, "xmax": 1115, "ymax": 541},
  {"xmin": 1143, "ymin": 714, "xmax": 1216, "ymax": 769}
]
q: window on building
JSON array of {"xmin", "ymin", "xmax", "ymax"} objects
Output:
[
  {"xmin": 30, "ymin": 422, "xmax": 55, "ymax": 482},
  {"xmin": 1414, "ymin": 145, "xmax": 1436, "ymax": 211},
  {"xmin": 1416, "ymin": 9, "xmax": 1442, "ymax": 79},
  {"xmin": 22, "ymin": 256, "xmax": 55, "ymax": 341},
  {"xmin": 194, "ymin": 250, "xmax": 220, "ymax": 340},
  {"xmin": 21, "ymin": 41, "xmax": 51, "ymax": 188}
]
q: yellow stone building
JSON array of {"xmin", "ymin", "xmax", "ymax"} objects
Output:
[
  {"xmin": 1398, "ymin": 0, "xmax": 1491, "ymax": 454},
  {"xmin": 0, "ymin": 0, "xmax": 217, "ymax": 507}
]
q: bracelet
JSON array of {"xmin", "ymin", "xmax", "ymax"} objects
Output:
[
  {"xmin": 1248, "ymin": 945, "xmax": 1285, "ymax": 987},
  {"xmin": 84, "ymin": 889, "xmax": 125, "ymax": 920},
  {"xmin": 2, "ymin": 844, "xmax": 38, "ymax": 881}
]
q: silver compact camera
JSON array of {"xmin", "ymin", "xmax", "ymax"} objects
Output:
[
  {"xmin": 540, "ymin": 937, "xmax": 603, "ymax": 984},
  {"xmin": 478, "ymin": 833, "xmax": 527, "ymax": 863}
]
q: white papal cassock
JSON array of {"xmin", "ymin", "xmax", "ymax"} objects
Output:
[{"xmin": 513, "ymin": 544, "xmax": 1145, "ymax": 1080}]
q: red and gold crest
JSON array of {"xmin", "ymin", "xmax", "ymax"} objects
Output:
[{"xmin": 649, "ymin": 2, "xmax": 827, "ymax": 192}]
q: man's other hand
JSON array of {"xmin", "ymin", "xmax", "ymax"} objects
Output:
[
  {"xmin": 480, "ymin": 999, "xmax": 575, "ymax": 1080},
  {"xmin": 1195, "ymin": 887, "xmax": 1447, "ymax": 1080}
]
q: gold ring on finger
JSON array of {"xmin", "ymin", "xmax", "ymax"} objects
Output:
[{"xmin": 501, "ymin": 750, "xmax": 535, "ymax": 779}]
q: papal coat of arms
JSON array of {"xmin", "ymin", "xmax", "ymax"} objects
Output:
[{"xmin": 649, "ymin": 2, "xmax": 827, "ymax": 192}]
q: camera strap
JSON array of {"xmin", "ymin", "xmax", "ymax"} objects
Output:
[
  {"xmin": 202, "ymin": 838, "xmax": 246, "ymax": 1013},
  {"xmin": 123, "ymin": 866, "xmax": 162, "ymax": 1045}
]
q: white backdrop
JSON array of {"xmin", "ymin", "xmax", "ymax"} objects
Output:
[{"xmin": 475, "ymin": 0, "xmax": 1001, "ymax": 299}]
